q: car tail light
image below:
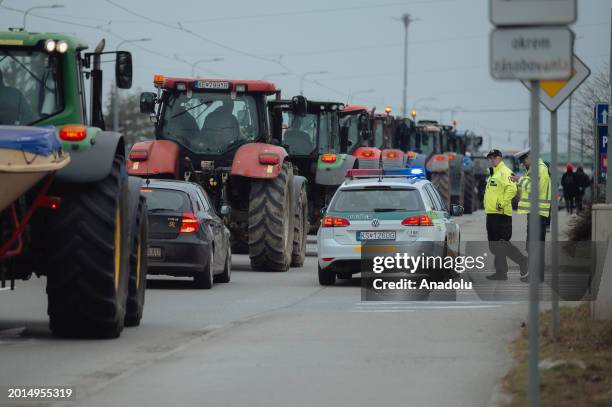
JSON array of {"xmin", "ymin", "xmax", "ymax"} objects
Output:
[
  {"xmin": 401, "ymin": 216, "xmax": 420, "ymax": 226},
  {"xmin": 129, "ymin": 150, "xmax": 148, "ymax": 161},
  {"xmin": 59, "ymin": 125, "xmax": 87, "ymax": 142},
  {"xmin": 401, "ymin": 214, "xmax": 433, "ymax": 226},
  {"xmin": 321, "ymin": 153, "xmax": 337, "ymax": 163},
  {"xmin": 259, "ymin": 152, "xmax": 280, "ymax": 165},
  {"xmin": 447, "ymin": 153, "xmax": 456, "ymax": 160},
  {"xmin": 322, "ymin": 216, "xmax": 350, "ymax": 228},
  {"xmin": 180, "ymin": 212, "xmax": 199, "ymax": 233},
  {"xmin": 419, "ymin": 215, "xmax": 433, "ymax": 226},
  {"xmin": 322, "ymin": 257, "xmax": 334, "ymax": 262}
]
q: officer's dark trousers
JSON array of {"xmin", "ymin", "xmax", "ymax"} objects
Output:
[
  {"xmin": 526, "ymin": 215, "xmax": 547, "ymax": 280},
  {"xmin": 486, "ymin": 214, "xmax": 525, "ymax": 276}
]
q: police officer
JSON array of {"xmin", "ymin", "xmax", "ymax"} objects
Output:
[
  {"xmin": 512, "ymin": 148, "xmax": 551, "ymax": 282},
  {"xmin": 484, "ymin": 149, "xmax": 527, "ymax": 280}
]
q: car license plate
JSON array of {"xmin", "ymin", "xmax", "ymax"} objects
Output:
[
  {"xmin": 356, "ymin": 231, "xmax": 396, "ymax": 241},
  {"xmin": 148, "ymin": 247, "xmax": 162, "ymax": 258}
]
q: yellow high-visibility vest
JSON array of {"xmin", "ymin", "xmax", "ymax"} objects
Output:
[
  {"xmin": 484, "ymin": 160, "xmax": 517, "ymax": 216},
  {"xmin": 517, "ymin": 159, "xmax": 551, "ymax": 217}
]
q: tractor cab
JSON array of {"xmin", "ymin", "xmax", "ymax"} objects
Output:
[
  {"xmin": 0, "ymin": 32, "xmax": 132, "ymax": 138},
  {"xmin": 339, "ymin": 105, "xmax": 380, "ymax": 168},
  {"xmin": 414, "ymin": 120, "xmax": 443, "ymax": 158},
  {"xmin": 269, "ymin": 95, "xmax": 344, "ymax": 176},
  {"xmin": 138, "ymin": 77, "xmax": 278, "ymax": 174}
]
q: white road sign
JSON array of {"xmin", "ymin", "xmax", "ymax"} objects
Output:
[
  {"xmin": 521, "ymin": 56, "xmax": 590, "ymax": 111},
  {"xmin": 490, "ymin": 0, "xmax": 577, "ymax": 26},
  {"xmin": 490, "ymin": 27, "xmax": 574, "ymax": 80}
]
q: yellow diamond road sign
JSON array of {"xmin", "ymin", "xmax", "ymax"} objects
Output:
[{"xmin": 522, "ymin": 56, "xmax": 590, "ymax": 112}]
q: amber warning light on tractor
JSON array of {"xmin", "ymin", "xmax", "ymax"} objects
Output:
[
  {"xmin": 153, "ymin": 74, "xmax": 164, "ymax": 87},
  {"xmin": 59, "ymin": 125, "xmax": 86, "ymax": 142},
  {"xmin": 258, "ymin": 152, "xmax": 280, "ymax": 165},
  {"xmin": 321, "ymin": 153, "xmax": 337, "ymax": 163}
]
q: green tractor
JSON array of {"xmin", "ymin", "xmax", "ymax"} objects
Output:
[
  {"xmin": 269, "ymin": 96, "xmax": 351, "ymax": 233},
  {"xmin": 0, "ymin": 30, "xmax": 147, "ymax": 338}
]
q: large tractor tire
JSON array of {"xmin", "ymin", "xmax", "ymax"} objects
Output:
[
  {"xmin": 45, "ymin": 156, "xmax": 131, "ymax": 338},
  {"xmin": 431, "ymin": 170, "xmax": 451, "ymax": 209},
  {"xmin": 248, "ymin": 162, "xmax": 295, "ymax": 271},
  {"xmin": 231, "ymin": 235, "xmax": 249, "ymax": 254},
  {"xmin": 291, "ymin": 183, "xmax": 308, "ymax": 267},
  {"xmin": 125, "ymin": 178, "xmax": 148, "ymax": 327},
  {"xmin": 462, "ymin": 173, "xmax": 475, "ymax": 214}
]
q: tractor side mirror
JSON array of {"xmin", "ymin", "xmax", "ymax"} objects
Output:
[
  {"xmin": 291, "ymin": 95, "xmax": 308, "ymax": 116},
  {"xmin": 219, "ymin": 205, "xmax": 231, "ymax": 217},
  {"xmin": 339, "ymin": 126, "xmax": 349, "ymax": 153},
  {"xmin": 450, "ymin": 204, "xmax": 464, "ymax": 217},
  {"xmin": 115, "ymin": 51, "xmax": 133, "ymax": 89},
  {"xmin": 140, "ymin": 92, "xmax": 156, "ymax": 114}
]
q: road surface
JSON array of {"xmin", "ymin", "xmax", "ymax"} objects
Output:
[{"xmin": 0, "ymin": 211, "xmax": 572, "ymax": 407}]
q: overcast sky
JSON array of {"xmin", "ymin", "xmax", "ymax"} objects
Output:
[{"xmin": 1, "ymin": 0, "xmax": 610, "ymax": 150}]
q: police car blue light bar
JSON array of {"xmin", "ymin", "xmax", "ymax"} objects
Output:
[
  {"xmin": 345, "ymin": 168, "xmax": 424, "ymax": 179},
  {"xmin": 408, "ymin": 166, "xmax": 425, "ymax": 177}
]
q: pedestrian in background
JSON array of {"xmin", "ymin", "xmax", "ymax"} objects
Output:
[
  {"xmin": 483, "ymin": 149, "xmax": 527, "ymax": 281},
  {"xmin": 513, "ymin": 149, "xmax": 551, "ymax": 282},
  {"xmin": 561, "ymin": 163, "xmax": 576, "ymax": 215},
  {"xmin": 574, "ymin": 166, "xmax": 590, "ymax": 213}
]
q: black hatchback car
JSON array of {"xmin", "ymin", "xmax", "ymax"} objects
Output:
[{"xmin": 141, "ymin": 180, "xmax": 231, "ymax": 289}]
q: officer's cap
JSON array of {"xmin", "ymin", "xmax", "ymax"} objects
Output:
[
  {"xmin": 486, "ymin": 149, "xmax": 502, "ymax": 158},
  {"xmin": 514, "ymin": 148, "xmax": 530, "ymax": 161}
]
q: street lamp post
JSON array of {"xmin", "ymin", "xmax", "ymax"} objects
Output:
[
  {"xmin": 299, "ymin": 71, "xmax": 328, "ymax": 95},
  {"xmin": 113, "ymin": 38, "xmax": 152, "ymax": 132},
  {"xmin": 23, "ymin": 4, "xmax": 64, "ymax": 30},
  {"xmin": 191, "ymin": 58, "xmax": 224, "ymax": 77},
  {"xmin": 400, "ymin": 13, "xmax": 416, "ymax": 118}
]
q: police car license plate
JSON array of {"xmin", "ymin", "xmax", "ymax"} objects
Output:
[
  {"xmin": 356, "ymin": 231, "xmax": 396, "ymax": 241},
  {"xmin": 148, "ymin": 247, "xmax": 162, "ymax": 258}
]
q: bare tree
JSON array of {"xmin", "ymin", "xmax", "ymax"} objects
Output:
[
  {"xmin": 104, "ymin": 88, "xmax": 155, "ymax": 149},
  {"xmin": 571, "ymin": 65, "xmax": 609, "ymax": 165}
]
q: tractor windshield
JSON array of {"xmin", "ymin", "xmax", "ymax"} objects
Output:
[
  {"xmin": 417, "ymin": 129, "xmax": 439, "ymax": 156},
  {"xmin": 282, "ymin": 112, "xmax": 317, "ymax": 156},
  {"xmin": 339, "ymin": 114, "xmax": 360, "ymax": 151},
  {"xmin": 372, "ymin": 119, "xmax": 384, "ymax": 148},
  {"xmin": 160, "ymin": 92, "xmax": 260, "ymax": 154},
  {"xmin": 0, "ymin": 49, "xmax": 63, "ymax": 125}
]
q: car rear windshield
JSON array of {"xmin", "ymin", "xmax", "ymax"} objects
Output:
[
  {"xmin": 330, "ymin": 188, "xmax": 424, "ymax": 213},
  {"xmin": 142, "ymin": 188, "xmax": 192, "ymax": 212}
]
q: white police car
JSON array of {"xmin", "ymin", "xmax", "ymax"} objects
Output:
[{"xmin": 317, "ymin": 168, "xmax": 463, "ymax": 285}]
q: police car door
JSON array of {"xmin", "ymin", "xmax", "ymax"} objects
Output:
[{"xmin": 425, "ymin": 184, "xmax": 459, "ymax": 255}]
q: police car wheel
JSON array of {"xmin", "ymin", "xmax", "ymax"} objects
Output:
[{"xmin": 318, "ymin": 264, "xmax": 335, "ymax": 286}]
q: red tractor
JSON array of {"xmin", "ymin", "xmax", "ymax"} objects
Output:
[{"xmin": 128, "ymin": 76, "xmax": 307, "ymax": 271}]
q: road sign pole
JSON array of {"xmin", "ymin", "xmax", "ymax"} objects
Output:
[
  {"xmin": 606, "ymin": 8, "xmax": 612, "ymax": 203},
  {"xmin": 528, "ymin": 80, "xmax": 541, "ymax": 407},
  {"xmin": 551, "ymin": 109, "xmax": 560, "ymax": 339}
]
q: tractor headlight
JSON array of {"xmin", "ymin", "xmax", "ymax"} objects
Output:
[
  {"xmin": 44, "ymin": 39, "xmax": 56, "ymax": 52},
  {"xmin": 56, "ymin": 40, "xmax": 68, "ymax": 53}
]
